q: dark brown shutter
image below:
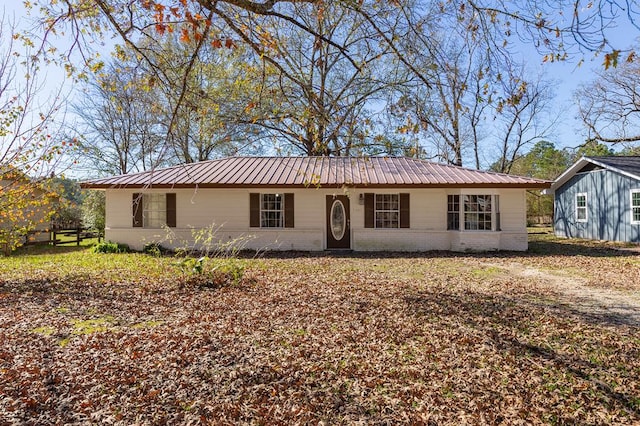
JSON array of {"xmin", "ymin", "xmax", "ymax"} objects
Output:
[
  {"xmin": 284, "ymin": 193, "xmax": 294, "ymax": 228},
  {"xmin": 132, "ymin": 193, "xmax": 143, "ymax": 228},
  {"xmin": 400, "ymin": 193, "xmax": 410, "ymax": 228},
  {"xmin": 364, "ymin": 193, "xmax": 374, "ymax": 228},
  {"xmin": 166, "ymin": 193, "xmax": 176, "ymax": 227},
  {"xmin": 249, "ymin": 193, "xmax": 260, "ymax": 227}
]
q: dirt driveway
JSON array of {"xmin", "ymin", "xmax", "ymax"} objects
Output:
[{"xmin": 488, "ymin": 260, "xmax": 640, "ymax": 326}]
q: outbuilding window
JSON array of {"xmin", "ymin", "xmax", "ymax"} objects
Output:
[
  {"xmin": 447, "ymin": 194, "xmax": 500, "ymax": 231},
  {"xmin": 632, "ymin": 190, "xmax": 640, "ymax": 224},
  {"xmin": 132, "ymin": 193, "xmax": 176, "ymax": 228},
  {"xmin": 576, "ymin": 193, "xmax": 587, "ymax": 222}
]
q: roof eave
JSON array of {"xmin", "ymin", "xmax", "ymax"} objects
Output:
[
  {"xmin": 586, "ymin": 157, "xmax": 640, "ymax": 182},
  {"xmin": 81, "ymin": 182, "xmax": 550, "ymax": 190}
]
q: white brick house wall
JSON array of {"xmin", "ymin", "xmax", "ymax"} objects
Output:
[{"xmin": 104, "ymin": 187, "xmax": 529, "ymax": 252}]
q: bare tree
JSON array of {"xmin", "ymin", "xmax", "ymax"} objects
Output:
[
  {"xmin": 241, "ymin": 2, "xmax": 398, "ymax": 156},
  {"xmin": 388, "ymin": 2, "xmax": 500, "ymax": 167},
  {"xmin": 75, "ymin": 36, "xmax": 261, "ymax": 175},
  {"xmin": 143, "ymin": 36, "xmax": 262, "ymax": 162},
  {"xmin": 493, "ymin": 72, "xmax": 558, "ymax": 173},
  {"xmin": 74, "ymin": 62, "xmax": 165, "ymax": 175},
  {"xmin": 29, "ymin": 1, "xmax": 639, "ymax": 161},
  {"xmin": 576, "ymin": 58, "xmax": 640, "ymax": 145}
]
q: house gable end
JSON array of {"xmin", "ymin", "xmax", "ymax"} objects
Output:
[{"xmin": 576, "ymin": 163, "xmax": 604, "ymax": 174}]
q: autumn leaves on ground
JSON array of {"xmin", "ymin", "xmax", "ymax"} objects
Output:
[{"xmin": 1, "ymin": 237, "xmax": 639, "ymax": 424}]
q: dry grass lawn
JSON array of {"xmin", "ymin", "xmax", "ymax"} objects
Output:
[{"xmin": 0, "ymin": 235, "xmax": 639, "ymax": 424}]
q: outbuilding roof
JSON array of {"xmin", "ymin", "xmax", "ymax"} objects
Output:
[
  {"xmin": 545, "ymin": 155, "xmax": 640, "ymax": 194},
  {"xmin": 81, "ymin": 156, "xmax": 551, "ymax": 189},
  {"xmin": 587, "ymin": 156, "xmax": 640, "ymax": 178}
]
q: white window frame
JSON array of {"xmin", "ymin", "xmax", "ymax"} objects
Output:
[
  {"xmin": 631, "ymin": 190, "xmax": 640, "ymax": 225},
  {"xmin": 260, "ymin": 193, "xmax": 284, "ymax": 228},
  {"xmin": 463, "ymin": 194, "xmax": 494, "ymax": 231},
  {"xmin": 143, "ymin": 193, "xmax": 166, "ymax": 228},
  {"xmin": 447, "ymin": 194, "xmax": 460, "ymax": 230},
  {"xmin": 374, "ymin": 193, "xmax": 400, "ymax": 228},
  {"xmin": 575, "ymin": 193, "xmax": 588, "ymax": 223},
  {"xmin": 447, "ymin": 194, "xmax": 500, "ymax": 231}
]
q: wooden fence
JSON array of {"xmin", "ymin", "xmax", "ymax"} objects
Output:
[{"xmin": 24, "ymin": 227, "xmax": 103, "ymax": 247}]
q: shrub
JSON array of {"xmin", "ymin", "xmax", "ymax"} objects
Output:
[
  {"xmin": 163, "ymin": 223, "xmax": 256, "ymax": 258},
  {"xmin": 142, "ymin": 242, "xmax": 169, "ymax": 257},
  {"xmin": 92, "ymin": 241, "xmax": 129, "ymax": 254},
  {"xmin": 215, "ymin": 258, "xmax": 246, "ymax": 286},
  {"xmin": 178, "ymin": 257, "xmax": 247, "ymax": 289}
]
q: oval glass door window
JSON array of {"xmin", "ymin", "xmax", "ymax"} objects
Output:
[{"xmin": 330, "ymin": 200, "xmax": 346, "ymax": 240}]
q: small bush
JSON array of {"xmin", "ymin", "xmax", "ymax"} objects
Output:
[
  {"xmin": 92, "ymin": 241, "xmax": 129, "ymax": 254},
  {"xmin": 215, "ymin": 258, "xmax": 246, "ymax": 286},
  {"xmin": 143, "ymin": 242, "xmax": 169, "ymax": 257},
  {"xmin": 179, "ymin": 257, "xmax": 247, "ymax": 289}
]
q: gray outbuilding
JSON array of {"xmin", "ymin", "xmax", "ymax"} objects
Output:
[{"xmin": 546, "ymin": 156, "xmax": 640, "ymax": 242}]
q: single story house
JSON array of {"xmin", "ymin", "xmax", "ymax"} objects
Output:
[
  {"xmin": 80, "ymin": 156, "xmax": 550, "ymax": 252},
  {"xmin": 544, "ymin": 155, "xmax": 640, "ymax": 243}
]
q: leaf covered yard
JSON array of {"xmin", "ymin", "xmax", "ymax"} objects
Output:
[{"xmin": 1, "ymin": 242, "xmax": 639, "ymax": 424}]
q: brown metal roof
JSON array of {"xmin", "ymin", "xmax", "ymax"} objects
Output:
[{"xmin": 80, "ymin": 156, "xmax": 551, "ymax": 189}]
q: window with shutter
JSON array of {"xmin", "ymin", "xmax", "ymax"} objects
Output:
[
  {"xmin": 250, "ymin": 193, "xmax": 294, "ymax": 228},
  {"xmin": 364, "ymin": 193, "xmax": 410, "ymax": 229},
  {"xmin": 132, "ymin": 193, "xmax": 176, "ymax": 228}
]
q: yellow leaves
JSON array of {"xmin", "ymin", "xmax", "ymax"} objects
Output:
[
  {"xmin": 88, "ymin": 60, "xmax": 104, "ymax": 74},
  {"xmin": 0, "ymin": 174, "xmax": 57, "ymax": 252},
  {"xmin": 603, "ymin": 50, "xmax": 620, "ymax": 70},
  {"xmin": 397, "ymin": 117, "xmax": 420, "ymax": 135},
  {"xmin": 542, "ymin": 52, "xmax": 568, "ymax": 64}
]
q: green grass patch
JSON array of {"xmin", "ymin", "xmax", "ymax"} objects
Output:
[
  {"xmin": 30, "ymin": 326, "xmax": 56, "ymax": 336},
  {"xmin": 71, "ymin": 317, "xmax": 116, "ymax": 335},
  {"xmin": 470, "ymin": 265, "xmax": 503, "ymax": 279}
]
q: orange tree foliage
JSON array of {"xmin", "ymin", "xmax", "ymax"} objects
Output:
[
  {"xmin": 33, "ymin": 1, "xmax": 638, "ymax": 74},
  {"xmin": 0, "ymin": 171, "xmax": 58, "ymax": 254}
]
